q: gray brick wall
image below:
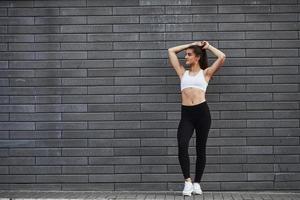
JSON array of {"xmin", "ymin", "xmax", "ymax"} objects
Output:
[{"xmin": 0, "ymin": 0, "xmax": 299, "ymax": 191}]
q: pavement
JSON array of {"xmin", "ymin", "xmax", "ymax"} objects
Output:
[{"xmin": 0, "ymin": 190, "xmax": 300, "ymax": 200}]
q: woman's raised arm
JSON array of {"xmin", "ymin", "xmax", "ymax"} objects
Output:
[
  {"xmin": 168, "ymin": 42, "xmax": 196, "ymax": 78},
  {"xmin": 202, "ymin": 41, "xmax": 226, "ymax": 78}
]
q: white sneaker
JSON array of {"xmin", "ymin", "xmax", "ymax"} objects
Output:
[
  {"xmin": 192, "ymin": 182, "xmax": 203, "ymax": 195},
  {"xmin": 182, "ymin": 181, "xmax": 193, "ymax": 196}
]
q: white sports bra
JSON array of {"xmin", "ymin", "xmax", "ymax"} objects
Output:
[{"xmin": 180, "ymin": 69, "xmax": 209, "ymax": 92}]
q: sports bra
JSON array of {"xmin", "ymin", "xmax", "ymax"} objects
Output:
[{"xmin": 180, "ymin": 69, "xmax": 209, "ymax": 92}]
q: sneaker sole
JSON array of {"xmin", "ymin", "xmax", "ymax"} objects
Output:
[
  {"xmin": 183, "ymin": 191, "xmax": 193, "ymax": 196},
  {"xmin": 192, "ymin": 191, "xmax": 203, "ymax": 195}
]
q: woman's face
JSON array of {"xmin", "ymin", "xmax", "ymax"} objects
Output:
[{"xmin": 185, "ymin": 48, "xmax": 200, "ymax": 65}]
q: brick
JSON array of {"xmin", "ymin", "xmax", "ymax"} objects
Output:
[
  {"xmin": 36, "ymin": 52, "xmax": 87, "ymax": 60},
  {"xmin": 246, "ymin": 13, "xmax": 298, "ymax": 21},
  {"xmin": 88, "ymin": 103, "xmax": 140, "ymax": 112},
  {"xmin": 272, "ymin": 22, "xmax": 299, "ymax": 30},
  {"xmin": 0, "ymin": 175, "xmax": 35, "ymax": 183},
  {"xmin": 0, "ymin": 43, "xmax": 8, "ymax": 51},
  {"xmin": 166, "ymin": 23, "xmax": 217, "ymax": 32},
  {"xmin": 35, "ymin": 69, "xmax": 87, "ymax": 77},
  {"xmin": 140, "ymin": 33, "xmax": 192, "ymax": 41},
  {"xmin": 193, "ymin": 14, "xmax": 245, "ymax": 22},
  {"xmin": 10, "ymin": 113, "xmax": 61, "ymax": 121},
  {"xmin": 35, "ymin": 16, "xmax": 86, "ymax": 24},
  {"xmin": 165, "ymin": 5, "xmax": 217, "ymax": 14},
  {"xmin": 8, "ymin": 25, "xmax": 60, "ymax": 33},
  {"xmin": 219, "ymin": 40, "xmax": 271, "ymax": 48},
  {"xmin": 219, "ymin": 22, "xmax": 271, "ymax": 31},
  {"xmin": 113, "ymin": 41, "xmax": 165, "ymax": 50},
  {"xmin": 60, "ymin": 7, "xmax": 112, "ymax": 15},
  {"xmin": 274, "ymin": 146, "xmax": 300, "ymax": 154},
  {"xmin": 89, "ymin": 121, "xmax": 140, "ymax": 130},
  {"xmin": 113, "ymin": 24, "xmax": 165, "ymax": 32},
  {"xmin": 219, "ymin": 5, "xmax": 271, "ymax": 13},
  {"xmin": 246, "ymin": 84, "xmax": 298, "ymax": 92},
  {"xmin": 0, "ymin": 8, "xmax": 6, "ymax": 16},
  {"xmin": 0, "ymin": 122, "xmax": 34, "ymax": 130},
  {"xmin": 36, "ymin": 175, "xmax": 88, "ymax": 183},
  {"xmin": 62, "ymin": 166, "xmax": 113, "ymax": 174},
  {"xmin": 9, "ymin": 148, "xmax": 61, "ymax": 156},
  {"xmin": 8, "ymin": 8, "xmax": 59, "ymax": 16},
  {"xmin": 140, "ymin": 0, "xmax": 191, "ymax": 6},
  {"xmin": 62, "ymin": 95, "xmax": 114, "ymax": 104},
  {"xmin": 9, "ymin": 43, "xmax": 60, "ymax": 51},
  {"xmin": 221, "ymin": 146, "xmax": 274, "ymax": 155},
  {"xmin": 246, "ymin": 31, "xmax": 298, "ymax": 39},
  {"xmin": 0, "ymin": 34, "xmax": 34, "ymax": 42},
  {"xmin": 61, "ymin": 25, "xmax": 112, "ymax": 33},
  {"xmin": 35, "ymin": 34, "xmax": 86, "ymax": 42},
  {"xmin": 272, "ymin": 58, "xmax": 300, "ymax": 65},
  {"xmin": 193, "ymin": 32, "xmax": 244, "ymax": 40},
  {"xmin": 273, "ymin": 93, "xmax": 300, "ymax": 101},
  {"xmin": 0, "ymin": 17, "xmax": 34, "ymax": 25},
  {"xmin": 191, "ymin": 0, "xmax": 221, "ymax": 4},
  {"xmin": 0, "ymin": 157, "xmax": 35, "ymax": 165},
  {"xmin": 0, "ymin": 1, "xmax": 34, "ymax": 7},
  {"xmin": 115, "ymin": 77, "xmax": 165, "ymax": 85},
  {"xmin": 0, "ymin": 26, "xmax": 7, "ymax": 33},
  {"xmin": 247, "ymin": 102, "xmax": 298, "ymax": 110},
  {"xmin": 140, "ymin": 15, "xmax": 192, "ymax": 23},
  {"xmin": 87, "ymin": 16, "xmax": 138, "ymax": 24},
  {"xmin": 88, "ymin": 86, "xmax": 139, "ymax": 94},
  {"xmin": 247, "ymin": 119, "xmax": 298, "ymax": 128},
  {"xmin": 62, "ymin": 113, "xmax": 114, "ymax": 121},
  {"xmin": 87, "ymin": 0, "xmax": 139, "ymax": 6},
  {"xmin": 113, "ymin": 6, "xmax": 164, "ymax": 15},
  {"xmin": 62, "ymin": 60, "xmax": 113, "ymax": 69},
  {"xmin": 88, "ymin": 50, "xmax": 139, "ymax": 59},
  {"xmin": 271, "ymin": 5, "xmax": 299, "ymax": 12},
  {"xmin": 36, "ymin": 122, "xmax": 87, "ymax": 130},
  {"xmin": 246, "ymin": 49, "xmax": 298, "ymax": 57},
  {"xmin": 10, "ymin": 166, "xmax": 61, "ymax": 174},
  {"xmin": 114, "ymin": 59, "xmax": 167, "ymax": 68},
  {"xmin": 34, "ymin": 0, "xmax": 85, "ymax": 7},
  {"xmin": 221, "ymin": 110, "xmax": 273, "ymax": 119},
  {"xmin": 88, "ymin": 33, "xmax": 139, "ymax": 41},
  {"xmin": 89, "ymin": 157, "xmax": 140, "ymax": 165},
  {"xmin": 62, "ymin": 148, "xmax": 113, "ymax": 156},
  {"xmin": 36, "ymin": 157, "xmax": 87, "ymax": 165},
  {"xmin": 9, "ymin": 96, "xmax": 61, "ymax": 104}
]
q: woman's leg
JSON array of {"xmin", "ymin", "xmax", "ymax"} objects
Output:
[
  {"xmin": 194, "ymin": 108, "xmax": 211, "ymax": 183},
  {"xmin": 177, "ymin": 117, "xmax": 195, "ymax": 181}
]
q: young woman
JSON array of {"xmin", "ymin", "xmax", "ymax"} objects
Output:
[{"xmin": 168, "ymin": 41, "xmax": 226, "ymax": 196}]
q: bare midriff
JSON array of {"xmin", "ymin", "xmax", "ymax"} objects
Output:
[{"xmin": 181, "ymin": 88, "xmax": 206, "ymax": 106}]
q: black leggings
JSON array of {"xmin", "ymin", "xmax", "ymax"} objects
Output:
[{"xmin": 177, "ymin": 101, "xmax": 211, "ymax": 183}]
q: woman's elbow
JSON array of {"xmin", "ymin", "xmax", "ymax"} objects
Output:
[
  {"xmin": 168, "ymin": 48, "xmax": 174, "ymax": 53},
  {"xmin": 219, "ymin": 53, "xmax": 226, "ymax": 60}
]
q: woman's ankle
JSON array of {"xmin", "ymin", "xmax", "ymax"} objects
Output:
[{"xmin": 185, "ymin": 178, "xmax": 192, "ymax": 182}]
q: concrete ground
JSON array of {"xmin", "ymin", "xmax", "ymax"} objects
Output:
[{"xmin": 0, "ymin": 190, "xmax": 300, "ymax": 200}]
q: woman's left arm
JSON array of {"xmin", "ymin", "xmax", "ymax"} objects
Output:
[{"xmin": 203, "ymin": 41, "xmax": 226, "ymax": 78}]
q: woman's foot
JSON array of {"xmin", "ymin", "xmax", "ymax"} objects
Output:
[
  {"xmin": 182, "ymin": 178, "xmax": 193, "ymax": 196},
  {"xmin": 192, "ymin": 182, "xmax": 203, "ymax": 195}
]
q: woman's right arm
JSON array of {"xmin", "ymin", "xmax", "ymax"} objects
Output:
[{"xmin": 168, "ymin": 42, "xmax": 196, "ymax": 78}]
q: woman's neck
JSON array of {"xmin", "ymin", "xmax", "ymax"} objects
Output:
[{"xmin": 189, "ymin": 63, "xmax": 201, "ymax": 72}]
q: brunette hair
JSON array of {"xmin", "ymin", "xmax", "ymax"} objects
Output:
[{"xmin": 187, "ymin": 45, "xmax": 208, "ymax": 70}]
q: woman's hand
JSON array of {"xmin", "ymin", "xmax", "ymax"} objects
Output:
[
  {"xmin": 192, "ymin": 41, "xmax": 210, "ymax": 49},
  {"xmin": 202, "ymin": 41, "xmax": 210, "ymax": 49}
]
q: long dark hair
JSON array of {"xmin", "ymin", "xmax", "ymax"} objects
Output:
[{"xmin": 187, "ymin": 45, "xmax": 208, "ymax": 70}]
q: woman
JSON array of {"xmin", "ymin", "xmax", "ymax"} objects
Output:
[{"xmin": 168, "ymin": 41, "xmax": 226, "ymax": 196}]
